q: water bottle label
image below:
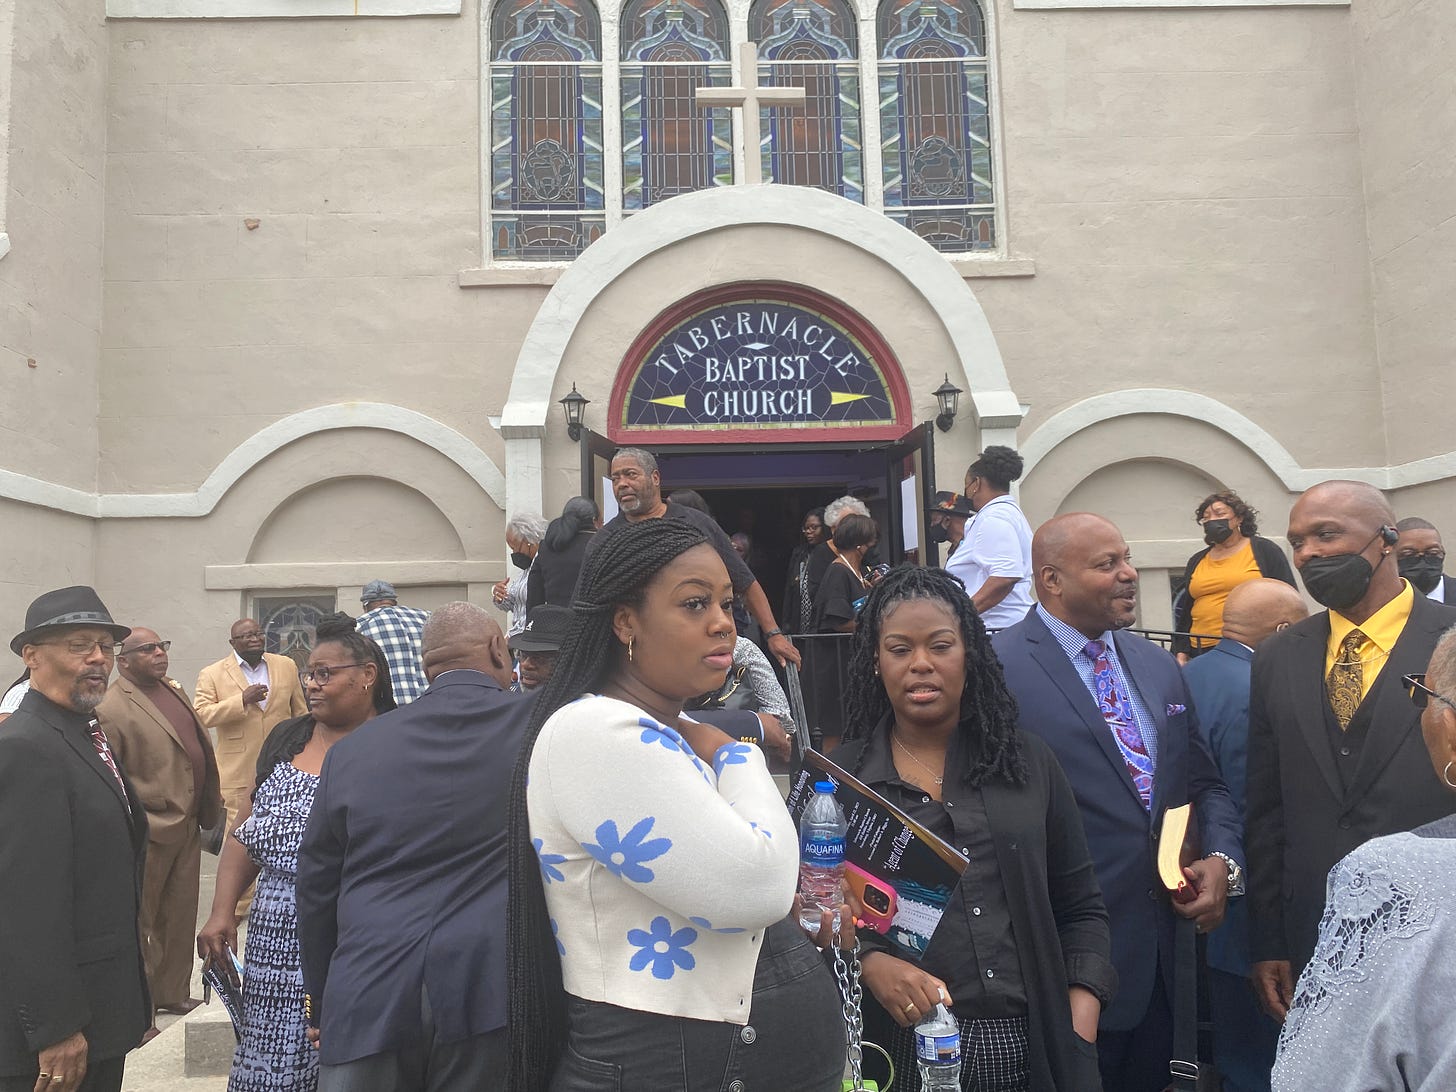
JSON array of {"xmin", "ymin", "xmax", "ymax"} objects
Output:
[
  {"xmin": 915, "ymin": 1031, "xmax": 960, "ymax": 1066},
  {"xmin": 801, "ymin": 837, "xmax": 845, "ymax": 865}
]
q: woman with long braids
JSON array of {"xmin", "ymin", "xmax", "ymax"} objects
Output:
[
  {"xmin": 507, "ymin": 518, "xmax": 846, "ymax": 1092},
  {"xmin": 198, "ymin": 615, "xmax": 395, "ymax": 1092},
  {"xmin": 832, "ymin": 566, "xmax": 1114, "ymax": 1092}
]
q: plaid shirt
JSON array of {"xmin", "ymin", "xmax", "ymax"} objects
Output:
[{"xmin": 356, "ymin": 605, "xmax": 430, "ymax": 704}]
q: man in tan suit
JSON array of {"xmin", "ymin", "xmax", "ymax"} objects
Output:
[
  {"xmin": 195, "ymin": 619, "xmax": 308, "ymax": 918},
  {"xmin": 97, "ymin": 627, "xmax": 223, "ymax": 1030}
]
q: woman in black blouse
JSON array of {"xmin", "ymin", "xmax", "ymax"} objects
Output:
[
  {"xmin": 809, "ymin": 514, "xmax": 877, "ymax": 750},
  {"xmin": 782, "ymin": 506, "xmax": 827, "ymax": 634},
  {"xmin": 527, "ymin": 496, "xmax": 599, "ymax": 610},
  {"xmin": 831, "ymin": 566, "xmax": 1114, "ymax": 1092}
]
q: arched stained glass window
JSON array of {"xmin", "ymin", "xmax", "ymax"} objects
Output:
[
  {"xmin": 878, "ymin": 0, "xmax": 995, "ymax": 252},
  {"xmin": 750, "ymin": 0, "xmax": 862, "ymax": 201},
  {"xmin": 620, "ymin": 0, "xmax": 732, "ymax": 210},
  {"xmin": 489, "ymin": 0, "xmax": 604, "ymax": 260}
]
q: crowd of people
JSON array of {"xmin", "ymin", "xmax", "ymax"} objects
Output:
[{"xmin": 3, "ymin": 444, "xmax": 1456, "ymax": 1092}]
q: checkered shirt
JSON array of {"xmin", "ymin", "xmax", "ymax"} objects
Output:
[{"xmin": 356, "ymin": 604, "xmax": 430, "ymax": 704}]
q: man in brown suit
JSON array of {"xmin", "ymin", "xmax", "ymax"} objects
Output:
[{"xmin": 97, "ymin": 628, "xmax": 223, "ymax": 1030}]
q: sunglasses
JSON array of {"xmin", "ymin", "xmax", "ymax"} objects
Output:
[
  {"xmin": 122, "ymin": 641, "xmax": 171, "ymax": 656},
  {"xmin": 1402, "ymin": 673, "xmax": 1456, "ymax": 713}
]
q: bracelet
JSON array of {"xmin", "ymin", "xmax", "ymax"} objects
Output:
[{"xmin": 764, "ymin": 628, "xmax": 784, "ymax": 639}]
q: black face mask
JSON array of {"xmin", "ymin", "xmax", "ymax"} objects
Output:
[
  {"xmin": 511, "ymin": 551, "xmax": 533, "ymax": 571},
  {"xmin": 1202, "ymin": 519, "xmax": 1234, "ymax": 546},
  {"xmin": 928, "ymin": 523, "xmax": 952, "ymax": 544},
  {"xmin": 1299, "ymin": 530, "xmax": 1386, "ymax": 611},
  {"xmin": 1399, "ymin": 555, "xmax": 1445, "ymax": 594}
]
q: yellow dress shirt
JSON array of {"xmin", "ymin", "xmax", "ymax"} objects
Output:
[{"xmin": 1326, "ymin": 580, "xmax": 1415, "ymax": 702}]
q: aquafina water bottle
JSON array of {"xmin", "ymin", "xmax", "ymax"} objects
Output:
[
  {"xmin": 797, "ymin": 781, "xmax": 847, "ymax": 932},
  {"xmin": 915, "ymin": 1002, "xmax": 962, "ymax": 1090}
]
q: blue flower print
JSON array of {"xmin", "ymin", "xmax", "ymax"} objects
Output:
[
  {"xmin": 582, "ymin": 816, "xmax": 672, "ymax": 883},
  {"xmin": 551, "ymin": 918, "xmax": 565, "ymax": 956},
  {"xmin": 533, "ymin": 837, "xmax": 566, "ymax": 884},
  {"xmin": 712, "ymin": 742, "xmax": 754, "ymax": 776},
  {"xmin": 639, "ymin": 717, "xmax": 684, "ymax": 752},
  {"xmin": 747, "ymin": 820, "xmax": 773, "ymax": 840},
  {"xmin": 690, "ymin": 915, "xmax": 746, "ymax": 935},
  {"xmin": 628, "ymin": 916, "xmax": 698, "ymax": 980}
]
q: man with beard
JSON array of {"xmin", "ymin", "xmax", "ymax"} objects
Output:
[
  {"xmin": 583, "ymin": 448, "xmax": 800, "ymax": 666},
  {"xmin": 1246, "ymin": 481, "xmax": 1456, "ymax": 1028},
  {"xmin": 993, "ymin": 514, "xmax": 1242, "ymax": 1092},
  {"xmin": 1394, "ymin": 517, "xmax": 1454, "ymax": 603},
  {"xmin": 0, "ymin": 587, "xmax": 150, "ymax": 1092}
]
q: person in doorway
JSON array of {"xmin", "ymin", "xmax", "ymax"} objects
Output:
[
  {"xmin": 1172, "ymin": 491, "xmax": 1296, "ymax": 663},
  {"xmin": 585, "ymin": 448, "xmax": 801, "ymax": 666},
  {"xmin": 929, "ymin": 490, "xmax": 973, "ymax": 559},
  {"xmin": 805, "ymin": 495, "xmax": 871, "ymax": 609},
  {"xmin": 527, "ymin": 497, "xmax": 599, "ymax": 610},
  {"xmin": 508, "ymin": 605, "xmax": 570, "ymax": 692},
  {"xmin": 97, "ymin": 627, "xmax": 224, "ymax": 1039},
  {"xmin": 946, "ymin": 446, "xmax": 1034, "ymax": 632},
  {"xmin": 782, "ymin": 507, "xmax": 826, "ymax": 635},
  {"xmin": 1395, "ymin": 517, "xmax": 1453, "ymax": 602},
  {"xmin": 493, "ymin": 514, "xmax": 547, "ymax": 639},
  {"xmin": 1181, "ymin": 581, "xmax": 1307, "ymax": 1092},
  {"xmin": 0, "ymin": 587, "xmax": 149, "ymax": 1092},
  {"xmin": 198, "ymin": 617, "xmax": 395, "ymax": 1092},
  {"xmin": 810, "ymin": 513, "xmax": 878, "ymax": 752},
  {"xmin": 355, "ymin": 579, "xmax": 430, "ymax": 704}
]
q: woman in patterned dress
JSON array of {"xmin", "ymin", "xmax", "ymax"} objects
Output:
[{"xmin": 198, "ymin": 616, "xmax": 395, "ymax": 1092}]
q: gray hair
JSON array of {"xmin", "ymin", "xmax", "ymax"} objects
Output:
[
  {"xmin": 506, "ymin": 513, "xmax": 548, "ymax": 544},
  {"xmin": 824, "ymin": 495, "xmax": 870, "ymax": 530},
  {"xmin": 1429, "ymin": 624, "xmax": 1456, "ymax": 700},
  {"xmin": 421, "ymin": 601, "xmax": 497, "ymax": 656},
  {"xmin": 612, "ymin": 447, "xmax": 658, "ymax": 474}
]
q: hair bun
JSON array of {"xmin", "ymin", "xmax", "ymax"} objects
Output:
[
  {"xmin": 314, "ymin": 612, "xmax": 357, "ymax": 640},
  {"xmin": 978, "ymin": 445, "xmax": 1024, "ymax": 483}
]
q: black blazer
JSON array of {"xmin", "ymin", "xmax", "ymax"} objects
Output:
[
  {"xmin": 0, "ymin": 690, "xmax": 150, "ymax": 1074},
  {"xmin": 992, "ymin": 610, "xmax": 1242, "ymax": 1031},
  {"xmin": 295, "ymin": 671, "xmax": 532, "ymax": 1065},
  {"xmin": 1245, "ymin": 592, "xmax": 1456, "ymax": 973},
  {"xmin": 1172, "ymin": 535, "xmax": 1296, "ymax": 654},
  {"xmin": 527, "ymin": 530, "xmax": 594, "ymax": 610}
]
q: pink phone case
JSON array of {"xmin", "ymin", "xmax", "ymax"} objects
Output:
[{"xmin": 845, "ymin": 863, "xmax": 897, "ymax": 934}]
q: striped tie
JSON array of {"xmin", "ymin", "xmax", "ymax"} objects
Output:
[{"xmin": 88, "ymin": 719, "xmax": 132, "ymax": 813}]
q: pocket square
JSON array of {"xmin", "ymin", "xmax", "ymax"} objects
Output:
[{"xmin": 1166, "ymin": 704, "xmax": 1186, "ymax": 716}]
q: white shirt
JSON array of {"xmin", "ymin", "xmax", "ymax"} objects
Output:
[
  {"xmin": 235, "ymin": 652, "xmax": 270, "ymax": 710},
  {"xmin": 1428, "ymin": 577, "xmax": 1449, "ymax": 604},
  {"xmin": 0, "ymin": 682, "xmax": 29, "ymax": 715},
  {"xmin": 945, "ymin": 493, "xmax": 1034, "ymax": 630}
]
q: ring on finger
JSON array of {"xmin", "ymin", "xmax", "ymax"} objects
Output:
[{"xmin": 903, "ymin": 1001, "xmax": 918, "ymax": 1015}]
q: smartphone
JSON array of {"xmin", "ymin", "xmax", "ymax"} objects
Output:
[{"xmin": 845, "ymin": 863, "xmax": 897, "ymax": 934}]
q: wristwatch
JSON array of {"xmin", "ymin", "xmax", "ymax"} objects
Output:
[
  {"xmin": 764, "ymin": 628, "xmax": 784, "ymax": 640},
  {"xmin": 1208, "ymin": 852, "xmax": 1245, "ymax": 897}
]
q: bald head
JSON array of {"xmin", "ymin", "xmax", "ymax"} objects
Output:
[
  {"xmin": 1291, "ymin": 480, "xmax": 1395, "ymax": 530},
  {"xmin": 118, "ymin": 625, "xmax": 170, "ymax": 686},
  {"xmin": 1032, "ymin": 512, "xmax": 1121, "ymax": 576},
  {"xmin": 1287, "ymin": 479, "xmax": 1402, "ymax": 623},
  {"xmin": 1220, "ymin": 579, "xmax": 1307, "ymax": 650},
  {"xmin": 1032, "ymin": 513, "xmax": 1139, "ymax": 637},
  {"xmin": 420, "ymin": 602, "xmax": 512, "ymax": 688}
]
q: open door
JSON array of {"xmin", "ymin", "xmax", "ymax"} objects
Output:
[
  {"xmin": 579, "ymin": 428, "xmax": 619, "ymax": 521},
  {"xmin": 881, "ymin": 422, "xmax": 938, "ymax": 567}
]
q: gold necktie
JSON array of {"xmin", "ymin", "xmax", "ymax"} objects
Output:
[{"xmin": 1327, "ymin": 629, "xmax": 1364, "ymax": 731}]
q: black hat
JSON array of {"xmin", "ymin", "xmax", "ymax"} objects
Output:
[
  {"xmin": 933, "ymin": 491, "xmax": 975, "ymax": 519},
  {"xmin": 508, "ymin": 605, "xmax": 572, "ymax": 654},
  {"xmin": 11, "ymin": 586, "xmax": 131, "ymax": 655}
]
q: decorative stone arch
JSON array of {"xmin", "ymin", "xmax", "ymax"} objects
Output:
[{"xmin": 498, "ymin": 184, "xmax": 1023, "ymax": 512}]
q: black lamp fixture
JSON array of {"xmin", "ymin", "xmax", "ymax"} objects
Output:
[
  {"xmin": 933, "ymin": 374, "xmax": 963, "ymax": 432},
  {"xmin": 559, "ymin": 383, "xmax": 590, "ymax": 442}
]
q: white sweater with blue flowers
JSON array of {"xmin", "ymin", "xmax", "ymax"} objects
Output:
[{"xmin": 528, "ymin": 694, "xmax": 800, "ymax": 1024}]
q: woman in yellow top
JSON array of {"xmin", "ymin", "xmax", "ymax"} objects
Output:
[{"xmin": 1174, "ymin": 491, "xmax": 1297, "ymax": 663}]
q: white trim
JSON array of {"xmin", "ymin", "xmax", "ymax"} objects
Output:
[
  {"xmin": 204, "ymin": 560, "xmax": 504, "ymax": 590},
  {"xmin": 0, "ymin": 404, "xmax": 505, "ymax": 519},
  {"xmin": 1012, "ymin": 0, "xmax": 1346, "ymax": 7},
  {"xmin": 107, "ymin": 0, "xmax": 459, "ymax": 16},
  {"xmin": 1018, "ymin": 389, "xmax": 1456, "ymax": 492}
]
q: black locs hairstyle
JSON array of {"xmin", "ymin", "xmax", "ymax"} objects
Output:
[
  {"xmin": 506, "ymin": 517, "xmax": 712, "ymax": 1091},
  {"xmin": 842, "ymin": 566, "xmax": 1027, "ymax": 787},
  {"xmin": 312, "ymin": 612, "xmax": 397, "ymax": 715}
]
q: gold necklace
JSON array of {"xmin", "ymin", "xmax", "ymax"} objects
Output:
[{"xmin": 892, "ymin": 733, "xmax": 944, "ymax": 786}]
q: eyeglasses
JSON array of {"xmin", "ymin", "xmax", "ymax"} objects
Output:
[
  {"xmin": 230, "ymin": 631, "xmax": 264, "ymax": 643},
  {"xmin": 300, "ymin": 663, "xmax": 369, "ymax": 685},
  {"xmin": 121, "ymin": 641, "xmax": 171, "ymax": 656},
  {"xmin": 44, "ymin": 638, "xmax": 117, "ymax": 657},
  {"xmin": 1402, "ymin": 673, "xmax": 1456, "ymax": 713}
]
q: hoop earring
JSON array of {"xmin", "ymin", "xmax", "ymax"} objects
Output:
[
  {"xmin": 1445, "ymin": 761, "xmax": 1456, "ymax": 790},
  {"xmin": 628, "ymin": 636, "xmax": 634, "ymax": 663}
]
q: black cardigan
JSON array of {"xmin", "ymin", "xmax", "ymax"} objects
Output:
[
  {"xmin": 832, "ymin": 728, "xmax": 1114, "ymax": 1092},
  {"xmin": 1172, "ymin": 535, "xmax": 1296, "ymax": 654}
]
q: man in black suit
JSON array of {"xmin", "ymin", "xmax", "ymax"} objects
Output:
[
  {"xmin": 296, "ymin": 601, "xmax": 527, "ymax": 1091},
  {"xmin": 0, "ymin": 587, "xmax": 150, "ymax": 1092},
  {"xmin": 992, "ymin": 514, "xmax": 1243, "ymax": 1092},
  {"xmin": 1247, "ymin": 481, "xmax": 1456, "ymax": 1023},
  {"xmin": 1395, "ymin": 516, "xmax": 1454, "ymax": 603}
]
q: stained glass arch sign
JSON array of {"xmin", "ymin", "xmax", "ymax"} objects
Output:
[{"xmin": 610, "ymin": 282, "xmax": 913, "ymax": 443}]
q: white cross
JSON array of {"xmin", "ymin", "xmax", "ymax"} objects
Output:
[{"xmin": 696, "ymin": 41, "xmax": 807, "ymax": 186}]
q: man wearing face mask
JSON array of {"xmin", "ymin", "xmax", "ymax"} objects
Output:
[
  {"xmin": 1245, "ymin": 481, "xmax": 1456, "ymax": 1035},
  {"xmin": 1395, "ymin": 517, "xmax": 1453, "ymax": 602},
  {"xmin": 355, "ymin": 580, "xmax": 431, "ymax": 704}
]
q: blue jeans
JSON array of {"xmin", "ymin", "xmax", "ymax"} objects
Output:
[{"xmin": 551, "ymin": 917, "xmax": 844, "ymax": 1092}]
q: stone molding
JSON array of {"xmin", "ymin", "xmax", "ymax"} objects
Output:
[
  {"xmin": 204, "ymin": 560, "xmax": 502, "ymax": 590},
  {"xmin": 107, "ymin": 0, "xmax": 459, "ymax": 16},
  {"xmin": 1012, "ymin": 0, "xmax": 1346, "ymax": 7}
]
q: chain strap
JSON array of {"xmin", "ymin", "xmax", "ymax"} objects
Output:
[{"xmin": 833, "ymin": 936, "xmax": 867, "ymax": 1090}]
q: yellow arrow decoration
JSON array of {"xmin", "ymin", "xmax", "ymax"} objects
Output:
[
  {"xmin": 649, "ymin": 395, "xmax": 689, "ymax": 409},
  {"xmin": 829, "ymin": 392, "xmax": 869, "ymax": 405}
]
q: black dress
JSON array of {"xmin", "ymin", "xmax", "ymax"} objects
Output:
[
  {"xmin": 528, "ymin": 530, "xmax": 594, "ymax": 610},
  {"xmin": 805, "ymin": 561, "xmax": 865, "ymax": 742}
]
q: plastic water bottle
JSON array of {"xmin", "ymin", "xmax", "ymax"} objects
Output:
[
  {"xmin": 915, "ymin": 1003, "xmax": 962, "ymax": 1090},
  {"xmin": 797, "ymin": 781, "xmax": 848, "ymax": 932}
]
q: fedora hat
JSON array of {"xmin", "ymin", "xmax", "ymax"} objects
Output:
[
  {"xmin": 933, "ymin": 491, "xmax": 975, "ymax": 519},
  {"xmin": 508, "ymin": 605, "xmax": 572, "ymax": 654},
  {"xmin": 11, "ymin": 586, "xmax": 131, "ymax": 655}
]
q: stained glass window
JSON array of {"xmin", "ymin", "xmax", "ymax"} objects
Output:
[
  {"xmin": 489, "ymin": 0, "xmax": 605, "ymax": 260},
  {"xmin": 878, "ymin": 0, "xmax": 995, "ymax": 253},
  {"xmin": 621, "ymin": 0, "xmax": 733, "ymax": 211},
  {"xmin": 750, "ymin": 0, "xmax": 863, "ymax": 201}
]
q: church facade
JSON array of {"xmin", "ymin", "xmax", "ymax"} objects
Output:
[{"xmin": 1, "ymin": 0, "xmax": 1452, "ymax": 685}]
